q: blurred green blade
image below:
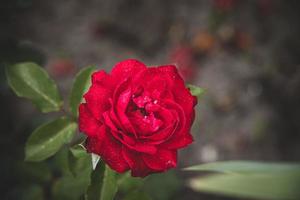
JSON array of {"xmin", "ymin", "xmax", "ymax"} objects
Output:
[
  {"xmin": 69, "ymin": 66, "xmax": 95, "ymax": 117},
  {"xmin": 184, "ymin": 161, "xmax": 300, "ymax": 174},
  {"xmin": 25, "ymin": 117, "xmax": 77, "ymax": 161},
  {"xmin": 6, "ymin": 62, "xmax": 62, "ymax": 112},
  {"xmin": 186, "ymin": 84, "xmax": 205, "ymax": 98},
  {"xmin": 189, "ymin": 172, "xmax": 300, "ymax": 200}
]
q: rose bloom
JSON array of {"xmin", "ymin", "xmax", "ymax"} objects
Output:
[{"xmin": 79, "ymin": 59, "xmax": 197, "ymax": 177}]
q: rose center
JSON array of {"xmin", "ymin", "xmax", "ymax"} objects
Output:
[{"xmin": 127, "ymin": 93, "xmax": 163, "ymax": 136}]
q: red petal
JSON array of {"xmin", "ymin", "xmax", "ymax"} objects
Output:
[
  {"xmin": 159, "ymin": 66, "xmax": 197, "ymax": 131},
  {"xmin": 143, "ymin": 149, "xmax": 177, "ymax": 171},
  {"xmin": 161, "ymin": 133, "xmax": 194, "ymax": 149},
  {"xmin": 103, "ymin": 110, "xmax": 157, "ymax": 154},
  {"xmin": 84, "ymin": 84, "xmax": 112, "ymax": 120},
  {"xmin": 86, "ymin": 126, "xmax": 129, "ymax": 173},
  {"xmin": 156, "ymin": 65, "xmax": 196, "ymax": 120},
  {"xmin": 111, "ymin": 79, "xmax": 138, "ymax": 138},
  {"xmin": 78, "ymin": 103, "xmax": 102, "ymax": 137},
  {"xmin": 159, "ymin": 100, "xmax": 195, "ymax": 149},
  {"xmin": 138, "ymin": 105, "xmax": 178, "ymax": 144},
  {"xmin": 122, "ymin": 147, "xmax": 153, "ymax": 177},
  {"xmin": 91, "ymin": 70, "xmax": 114, "ymax": 87},
  {"xmin": 111, "ymin": 59, "xmax": 147, "ymax": 81},
  {"xmin": 116, "ymin": 88, "xmax": 136, "ymax": 134}
]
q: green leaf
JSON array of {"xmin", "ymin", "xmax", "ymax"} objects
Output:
[
  {"xmin": 69, "ymin": 66, "xmax": 95, "ymax": 117},
  {"xmin": 68, "ymin": 147, "xmax": 91, "ymax": 177},
  {"xmin": 143, "ymin": 170, "xmax": 181, "ymax": 200},
  {"xmin": 123, "ymin": 190, "xmax": 153, "ymax": 200},
  {"xmin": 189, "ymin": 172, "xmax": 300, "ymax": 200},
  {"xmin": 118, "ymin": 172, "xmax": 143, "ymax": 193},
  {"xmin": 184, "ymin": 161, "xmax": 300, "ymax": 174},
  {"xmin": 187, "ymin": 84, "xmax": 205, "ymax": 97},
  {"xmin": 86, "ymin": 164, "xmax": 118, "ymax": 200},
  {"xmin": 70, "ymin": 144, "xmax": 87, "ymax": 158},
  {"xmin": 99, "ymin": 165, "xmax": 118, "ymax": 200},
  {"xmin": 6, "ymin": 62, "xmax": 62, "ymax": 112},
  {"xmin": 53, "ymin": 147, "xmax": 72, "ymax": 176},
  {"xmin": 53, "ymin": 149, "xmax": 92, "ymax": 200},
  {"xmin": 86, "ymin": 162, "xmax": 105, "ymax": 200},
  {"xmin": 25, "ymin": 117, "xmax": 77, "ymax": 161}
]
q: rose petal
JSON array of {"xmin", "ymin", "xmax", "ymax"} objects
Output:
[
  {"xmin": 159, "ymin": 100, "xmax": 195, "ymax": 149},
  {"xmin": 86, "ymin": 126, "xmax": 129, "ymax": 173},
  {"xmin": 91, "ymin": 70, "xmax": 114, "ymax": 88},
  {"xmin": 84, "ymin": 84, "xmax": 112, "ymax": 120},
  {"xmin": 134, "ymin": 65, "xmax": 196, "ymax": 126},
  {"xmin": 156, "ymin": 66, "xmax": 197, "ymax": 129},
  {"xmin": 103, "ymin": 110, "xmax": 157, "ymax": 154},
  {"xmin": 112, "ymin": 130, "xmax": 157, "ymax": 154},
  {"xmin": 143, "ymin": 149, "xmax": 177, "ymax": 171},
  {"xmin": 161, "ymin": 133, "xmax": 194, "ymax": 149},
  {"xmin": 122, "ymin": 147, "xmax": 153, "ymax": 177},
  {"xmin": 138, "ymin": 106, "xmax": 178, "ymax": 144},
  {"xmin": 79, "ymin": 103, "xmax": 102, "ymax": 137},
  {"xmin": 111, "ymin": 79, "xmax": 139, "ymax": 138},
  {"xmin": 111, "ymin": 59, "xmax": 147, "ymax": 81},
  {"xmin": 129, "ymin": 111, "xmax": 163, "ymax": 136}
]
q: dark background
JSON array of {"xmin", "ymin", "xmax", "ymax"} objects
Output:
[{"xmin": 1, "ymin": 0, "xmax": 300, "ymax": 199}]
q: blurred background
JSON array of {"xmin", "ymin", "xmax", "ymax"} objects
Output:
[{"xmin": 1, "ymin": 0, "xmax": 300, "ymax": 199}]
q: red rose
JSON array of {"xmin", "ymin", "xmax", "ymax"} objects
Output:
[{"xmin": 79, "ymin": 59, "xmax": 197, "ymax": 177}]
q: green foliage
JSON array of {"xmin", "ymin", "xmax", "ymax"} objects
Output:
[
  {"xmin": 86, "ymin": 162, "xmax": 105, "ymax": 200},
  {"xmin": 21, "ymin": 185, "xmax": 44, "ymax": 200},
  {"xmin": 187, "ymin": 84, "xmax": 205, "ymax": 98},
  {"xmin": 190, "ymin": 172, "xmax": 300, "ymax": 200},
  {"xmin": 99, "ymin": 165, "xmax": 118, "ymax": 200},
  {"xmin": 6, "ymin": 63, "xmax": 121, "ymax": 200},
  {"xmin": 70, "ymin": 144, "xmax": 87, "ymax": 158},
  {"xmin": 118, "ymin": 172, "xmax": 143, "ymax": 193},
  {"xmin": 25, "ymin": 117, "xmax": 77, "ymax": 161},
  {"xmin": 69, "ymin": 145, "xmax": 92, "ymax": 177},
  {"xmin": 69, "ymin": 66, "xmax": 95, "ymax": 118},
  {"xmin": 85, "ymin": 163, "xmax": 119, "ymax": 200},
  {"xmin": 53, "ymin": 148, "xmax": 93, "ymax": 200},
  {"xmin": 6, "ymin": 62, "xmax": 62, "ymax": 112},
  {"xmin": 53, "ymin": 147, "xmax": 73, "ymax": 176},
  {"xmin": 184, "ymin": 160, "xmax": 300, "ymax": 174},
  {"xmin": 16, "ymin": 161, "xmax": 52, "ymax": 183},
  {"xmin": 143, "ymin": 170, "xmax": 181, "ymax": 200},
  {"xmin": 117, "ymin": 165, "xmax": 181, "ymax": 200},
  {"xmin": 69, "ymin": 146, "xmax": 118, "ymax": 200},
  {"xmin": 123, "ymin": 190, "xmax": 153, "ymax": 200},
  {"xmin": 187, "ymin": 161, "xmax": 300, "ymax": 200},
  {"xmin": 52, "ymin": 169, "xmax": 92, "ymax": 200}
]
